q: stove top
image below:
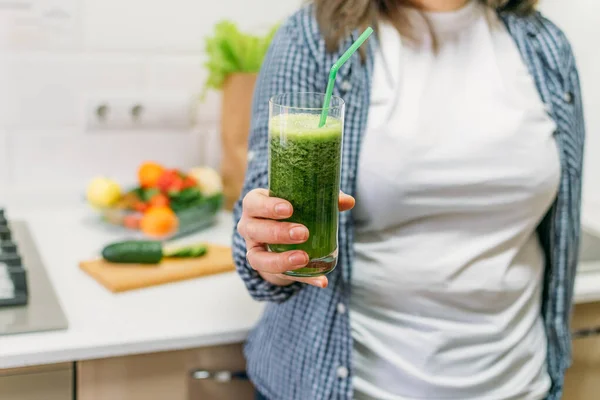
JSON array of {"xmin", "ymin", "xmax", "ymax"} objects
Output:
[
  {"xmin": 0, "ymin": 208, "xmax": 68, "ymax": 336},
  {"xmin": 0, "ymin": 209, "xmax": 28, "ymax": 308}
]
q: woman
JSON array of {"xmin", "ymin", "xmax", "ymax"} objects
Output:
[{"xmin": 233, "ymin": 0, "xmax": 585, "ymax": 399}]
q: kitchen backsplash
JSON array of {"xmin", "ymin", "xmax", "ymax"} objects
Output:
[
  {"xmin": 0, "ymin": 0, "xmax": 598, "ymax": 202},
  {"xmin": 0, "ymin": 0, "xmax": 299, "ymax": 193}
]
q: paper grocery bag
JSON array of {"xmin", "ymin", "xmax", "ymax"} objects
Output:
[{"xmin": 220, "ymin": 73, "xmax": 257, "ymax": 211}]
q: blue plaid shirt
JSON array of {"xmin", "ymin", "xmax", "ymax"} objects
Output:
[{"xmin": 232, "ymin": 5, "xmax": 585, "ymax": 400}]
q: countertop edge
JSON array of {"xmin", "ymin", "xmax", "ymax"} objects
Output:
[{"xmin": 0, "ymin": 328, "xmax": 252, "ymax": 370}]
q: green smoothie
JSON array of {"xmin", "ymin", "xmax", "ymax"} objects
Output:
[{"xmin": 268, "ymin": 113, "xmax": 343, "ymax": 276}]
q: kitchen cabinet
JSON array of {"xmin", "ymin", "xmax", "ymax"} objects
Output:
[
  {"xmin": 77, "ymin": 342, "xmax": 254, "ymax": 400},
  {"xmin": 0, "ymin": 362, "xmax": 73, "ymax": 400},
  {"xmin": 564, "ymin": 301, "xmax": 600, "ymax": 399}
]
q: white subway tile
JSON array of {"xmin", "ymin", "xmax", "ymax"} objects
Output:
[
  {"xmin": 144, "ymin": 55, "xmax": 204, "ymax": 91},
  {"xmin": 83, "ymin": 0, "xmax": 299, "ymax": 52},
  {"xmin": 0, "ymin": 0, "xmax": 82, "ymax": 52},
  {"xmin": 144, "ymin": 55, "xmax": 221, "ymax": 125},
  {"xmin": 82, "ymin": 54, "xmax": 146, "ymax": 92},
  {"xmin": 9, "ymin": 130, "xmax": 206, "ymax": 188},
  {"xmin": 0, "ymin": 131, "xmax": 9, "ymax": 187},
  {"xmin": 0, "ymin": 54, "xmax": 83, "ymax": 129},
  {"xmin": 0, "ymin": 56, "xmax": 9, "ymax": 127}
]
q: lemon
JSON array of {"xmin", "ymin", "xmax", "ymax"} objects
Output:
[
  {"xmin": 187, "ymin": 167, "xmax": 223, "ymax": 196},
  {"xmin": 86, "ymin": 177, "xmax": 122, "ymax": 208}
]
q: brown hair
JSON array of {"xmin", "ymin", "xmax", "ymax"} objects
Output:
[{"xmin": 314, "ymin": 0, "xmax": 538, "ymax": 52}]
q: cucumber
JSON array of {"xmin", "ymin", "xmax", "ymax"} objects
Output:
[
  {"xmin": 101, "ymin": 240, "xmax": 209, "ymax": 264},
  {"xmin": 164, "ymin": 243, "xmax": 208, "ymax": 258},
  {"xmin": 102, "ymin": 241, "xmax": 163, "ymax": 264}
]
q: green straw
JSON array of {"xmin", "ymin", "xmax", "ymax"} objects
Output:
[{"xmin": 319, "ymin": 27, "xmax": 374, "ymax": 127}]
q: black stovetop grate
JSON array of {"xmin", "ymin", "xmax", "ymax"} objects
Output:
[{"xmin": 0, "ymin": 208, "xmax": 29, "ymax": 308}]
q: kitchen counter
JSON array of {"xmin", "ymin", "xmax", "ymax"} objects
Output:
[
  {"xmin": 3, "ymin": 193, "xmax": 600, "ymax": 370},
  {"xmin": 0, "ymin": 203, "xmax": 264, "ymax": 370}
]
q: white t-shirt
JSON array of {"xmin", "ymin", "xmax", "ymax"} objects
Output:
[{"xmin": 350, "ymin": 2, "xmax": 560, "ymax": 400}]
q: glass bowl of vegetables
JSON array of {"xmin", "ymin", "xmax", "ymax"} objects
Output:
[{"xmin": 87, "ymin": 164, "xmax": 224, "ymax": 240}]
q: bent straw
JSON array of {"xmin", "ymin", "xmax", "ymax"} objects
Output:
[{"xmin": 319, "ymin": 27, "xmax": 374, "ymax": 127}]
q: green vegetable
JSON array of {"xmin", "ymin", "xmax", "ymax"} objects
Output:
[
  {"xmin": 201, "ymin": 20, "xmax": 279, "ymax": 99},
  {"xmin": 102, "ymin": 241, "xmax": 163, "ymax": 264},
  {"xmin": 102, "ymin": 240, "xmax": 208, "ymax": 264},
  {"xmin": 169, "ymin": 187, "xmax": 205, "ymax": 212},
  {"xmin": 130, "ymin": 187, "xmax": 160, "ymax": 203},
  {"xmin": 165, "ymin": 243, "xmax": 208, "ymax": 258}
]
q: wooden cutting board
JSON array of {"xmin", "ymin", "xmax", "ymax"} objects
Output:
[{"xmin": 79, "ymin": 244, "xmax": 235, "ymax": 293}]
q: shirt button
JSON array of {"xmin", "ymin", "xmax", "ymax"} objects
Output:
[
  {"xmin": 340, "ymin": 80, "xmax": 352, "ymax": 92},
  {"xmin": 336, "ymin": 366, "xmax": 349, "ymax": 379},
  {"xmin": 247, "ymin": 150, "xmax": 255, "ymax": 162},
  {"xmin": 337, "ymin": 302, "xmax": 346, "ymax": 314},
  {"xmin": 564, "ymin": 91, "xmax": 574, "ymax": 104}
]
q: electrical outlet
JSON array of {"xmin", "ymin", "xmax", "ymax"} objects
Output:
[{"xmin": 85, "ymin": 92, "xmax": 197, "ymax": 132}]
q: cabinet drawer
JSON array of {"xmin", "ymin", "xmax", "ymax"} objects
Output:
[
  {"xmin": 565, "ymin": 302, "xmax": 600, "ymax": 399},
  {"xmin": 0, "ymin": 363, "xmax": 73, "ymax": 400},
  {"xmin": 188, "ymin": 371, "xmax": 254, "ymax": 400},
  {"xmin": 187, "ymin": 343, "xmax": 254, "ymax": 400},
  {"xmin": 78, "ymin": 343, "xmax": 254, "ymax": 400}
]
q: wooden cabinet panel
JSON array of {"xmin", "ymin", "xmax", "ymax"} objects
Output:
[
  {"xmin": 77, "ymin": 343, "xmax": 254, "ymax": 400},
  {"xmin": 187, "ymin": 344, "xmax": 254, "ymax": 400},
  {"xmin": 564, "ymin": 302, "xmax": 600, "ymax": 399},
  {"xmin": 0, "ymin": 363, "xmax": 73, "ymax": 400}
]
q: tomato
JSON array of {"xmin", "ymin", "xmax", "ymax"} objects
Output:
[
  {"xmin": 133, "ymin": 201, "xmax": 149, "ymax": 213},
  {"xmin": 169, "ymin": 176, "xmax": 184, "ymax": 192},
  {"xmin": 156, "ymin": 169, "xmax": 179, "ymax": 192},
  {"xmin": 149, "ymin": 193, "xmax": 170, "ymax": 208},
  {"xmin": 182, "ymin": 176, "xmax": 197, "ymax": 189},
  {"xmin": 123, "ymin": 214, "xmax": 141, "ymax": 230}
]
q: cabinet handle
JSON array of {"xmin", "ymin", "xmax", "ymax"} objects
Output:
[
  {"xmin": 573, "ymin": 326, "xmax": 600, "ymax": 339},
  {"xmin": 190, "ymin": 369, "xmax": 249, "ymax": 382}
]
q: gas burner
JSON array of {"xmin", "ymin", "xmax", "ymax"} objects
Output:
[{"xmin": 0, "ymin": 209, "xmax": 28, "ymax": 308}]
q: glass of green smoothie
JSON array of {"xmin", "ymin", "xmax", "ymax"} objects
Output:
[{"xmin": 268, "ymin": 92, "xmax": 344, "ymax": 277}]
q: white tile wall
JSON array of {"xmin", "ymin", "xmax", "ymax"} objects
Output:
[
  {"xmin": 9, "ymin": 130, "xmax": 203, "ymax": 188},
  {"xmin": 0, "ymin": 0, "xmax": 597, "ymax": 200},
  {"xmin": 83, "ymin": 0, "xmax": 298, "ymax": 52},
  {"xmin": 82, "ymin": 54, "xmax": 146, "ymax": 92},
  {"xmin": 1, "ymin": 54, "xmax": 83, "ymax": 130},
  {"xmin": 0, "ymin": 0, "xmax": 301, "ymax": 193},
  {"xmin": 0, "ymin": 131, "xmax": 8, "ymax": 189}
]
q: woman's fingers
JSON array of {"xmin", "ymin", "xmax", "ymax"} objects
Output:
[
  {"xmin": 339, "ymin": 192, "xmax": 355, "ymax": 212},
  {"xmin": 246, "ymin": 245, "xmax": 309, "ymax": 274},
  {"xmin": 243, "ymin": 188, "xmax": 354, "ymax": 217},
  {"xmin": 238, "ymin": 188, "xmax": 347, "ymax": 289},
  {"xmin": 275, "ymin": 274, "xmax": 328, "ymax": 288},
  {"xmin": 243, "ymin": 188, "xmax": 293, "ymax": 219},
  {"xmin": 238, "ymin": 219, "xmax": 309, "ymax": 245}
]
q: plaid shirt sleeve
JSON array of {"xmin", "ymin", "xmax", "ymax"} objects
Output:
[
  {"xmin": 563, "ymin": 33, "xmax": 586, "ymax": 309},
  {"xmin": 231, "ymin": 16, "xmax": 322, "ymax": 303}
]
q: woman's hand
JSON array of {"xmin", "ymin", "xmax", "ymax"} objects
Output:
[{"xmin": 237, "ymin": 188, "xmax": 355, "ymax": 288}]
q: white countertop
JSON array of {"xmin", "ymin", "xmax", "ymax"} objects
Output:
[
  {"xmin": 0, "ymin": 203, "xmax": 265, "ymax": 370},
  {"xmin": 2, "ymin": 193, "xmax": 600, "ymax": 370}
]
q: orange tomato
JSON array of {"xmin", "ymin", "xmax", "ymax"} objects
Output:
[
  {"xmin": 140, "ymin": 206, "xmax": 178, "ymax": 238},
  {"xmin": 133, "ymin": 201, "xmax": 149, "ymax": 213},
  {"xmin": 138, "ymin": 162, "xmax": 165, "ymax": 188},
  {"xmin": 182, "ymin": 176, "xmax": 197, "ymax": 189},
  {"xmin": 123, "ymin": 214, "xmax": 141, "ymax": 230},
  {"xmin": 149, "ymin": 193, "xmax": 170, "ymax": 208}
]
